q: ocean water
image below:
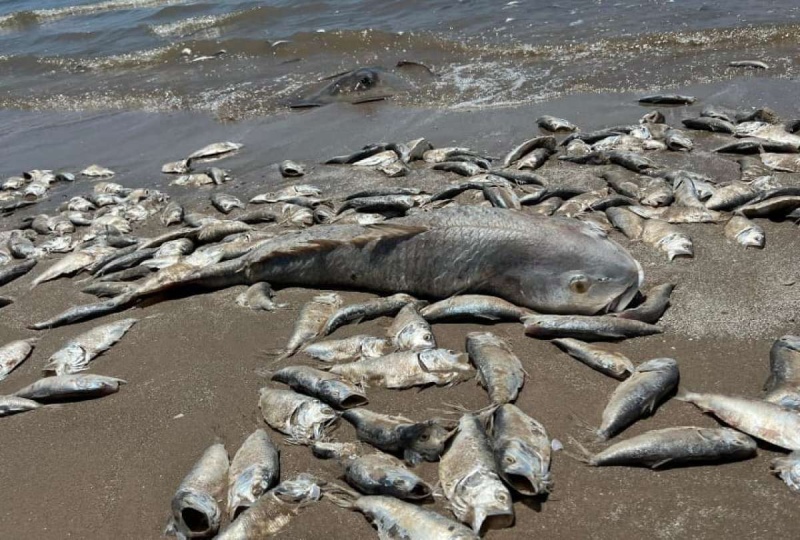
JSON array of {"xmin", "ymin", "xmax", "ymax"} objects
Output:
[{"xmin": 0, "ymin": 0, "xmax": 798, "ymax": 119}]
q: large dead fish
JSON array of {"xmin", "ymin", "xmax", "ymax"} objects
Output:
[
  {"xmin": 166, "ymin": 443, "xmax": 229, "ymax": 539},
  {"xmin": 43, "ymin": 318, "xmax": 137, "ymax": 375},
  {"xmin": 0, "ymin": 338, "xmax": 37, "ymax": 382},
  {"xmin": 33, "ymin": 207, "xmax": 643, "ymax": 329}
]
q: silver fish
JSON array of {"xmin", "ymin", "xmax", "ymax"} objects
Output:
[
  {"xmin": 279, "ymin": 160, "xmax": 306, "ymax": 178},
  {"xmin": 0, "ymin": 395, "xmax": 42, "ymax": 417},
  {"xmin": 0, "ymin": 338, "xmax": 37, "ymax": 382},
  {"xmin": 278, "ymin": 292, "xmax": 342, "ymax": 360},
  {"xmin": 322, "ymin": 293, "xmax": 417, "ymax": 336},
  {"xmin": 187, "ymin": 141, "xmax": 242, "ymax": 161},
  {"xmin": 439, "ymin": 414, "xmax": 514, "ymax": 534},
  {"xmin": 724, "ymin": 216, "xmax": 765, "ymax": 249},
  {"xmin": 227, "ymin": 429, "xmax": 281, "ymax": 519},
  {"xmin": 44, "ymin": 318, "xmax": 137, "ymax": 375},
  {"xmin": 705, "ymin": 182, "xmax": 757, "ymax": 211},
  {"xmin": 161, "ymin": 202, "xmax": 184, "ymax": 226},
  {"xmin": 258, "ymin": 387, "xmax": 338, "ymax": 444},
  {"xmin": 0, "ymin": 259, "xmax": 37, "ymax": 287},
  {"xmin": 14, "ymin": 374, "xmax": 126, "ymax": 402},
  {"xmin": 536, "ymin": 115, "xmax": 578, "ymax": 132},
  {"xmin": 764, "ymin": 336, "xmax": 800, "ymax": 410},
  {"xmin": 387, "ymin": 303, "xmax": 436, "ymax": 351},
  {"xmin": 162, "ymin": 160, "xmax": 190, "ymax": 174},
  {"xmin": 492, "ymin": 403, "xmax": 554, "ymax": 496},
  {"xmin": 311, "ymin": 440, "xmax": 362, "ymax": 459},
  {"xmin": 341, "ymin": 408, "xmax": 455, "ymax": 464},
  {"xmin": 466, "ymin": 332, "xmax": 525, "ymax": 406},
  {"xmin": 580, "ymin": 426, "xmax": 756, "ymax": 468},
  {"xmin": 211, "ymin": 193, "xmax": 244, "ymax": 214},
  {"xmin": 501, "ymin": 136, "xmax": 556, "ymax": 168},
  {"xmin": 598, "ymin": 358, "xmax": 680, "ymax": 439},
  {"xmin": 167, "ymin": 443, "xmax": 229, "ymax": 539},
  {"xmin": 343, "ymin": 452, "xmax": 432, "ymax": 499},
  {"xmin": 552, "ymin": 338, "xmax": 634, "ymax": 379},
  {"xmin": 421, "ymin": 294, "xmax": 532, "ymax": 322},
  {"xmin": 30, "ymin": 245, "xmax": 116, "ymax": 287},
  {"xmin": 303, "ymin": 335, "xmax": 391, "ymax": 363},
  {"xmin": 329, "ymin": 348, "xmax": 471, "ymax": 389},
  {"xmin": 272, "ymin": 365, "xmax": 368, "ymax": 409},
  {"xmin": 523, "ymin": 314, "xmax": 662, "ymax": 340},
  {"xmin": 236, "ymin": 282, "xmax": 284, "ymax": 311},
  {"xmin": 80, "ymin": 164, "xmax": 115, "ymax": 177}
]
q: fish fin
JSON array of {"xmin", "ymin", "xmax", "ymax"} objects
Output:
[
  {"xmin": 674, "ymin": 387, "xmax": 692, "ymax": 401},
  {"xmin": 650, "ymin": 458, "xmax": 673, "ymax": 470},
  {"xmin": 563, "ymin": 436, "xmax": 592, "ymax": 464},
  {"xmin": 254, "ymin": 366, "xmax": 274, "ymax": 378},
  {"xmin": 321, "ymin": 482, "xmax": 360, "ymax": 509}
]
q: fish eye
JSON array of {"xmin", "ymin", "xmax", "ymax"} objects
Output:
[
  {"xmin": 418, "ymin": 433, "xmax": 430, "ymax": 441},
  {"xmin": 569, "ymin": 275, "xmax": 590, "ymax": 294},
  {"xmin": 504, "ymin": 455, "xmax": 516, "ymax": 464},
  {"xmin": 423, "ymin": 333, "xmax": 433, "ymax": 342},
  {"xmin": 495, "ymin": 491, "xmax": 509, "ymax": 503}
]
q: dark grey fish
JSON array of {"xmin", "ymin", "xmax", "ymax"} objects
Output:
[
  {"xmin": 638, "ymin": 94, "xmax": 696, "ymax": 105},
  {"xmin": 682, "ymin": 117, "xmax": 735, "ymax": 133},
  {"xmin": 729, "ymin": 60, "xmax": 769, "ymax": 69},
  {"xmin": 345, "ymin": 187, "xmax": 423, "ymax": 200},
  {"xmin": 432, "ymin": 161, "xmax": 485, "ymax": 177},
  {"xmin": 227, "ymin": 429, "xmax": 280, "ymax": 519},
  {"xmin": 429, "ymin": 176, "xmax": 513, "ymax": 201},
  {"xmin": 95, "ymin": 248, "xmax": 157, "ymax": 277},
  {"xmin": 536, "ymin": 115, "xmax": 578, "ymax": 132},
  {"xmin": 705, "ymin": 182, "xmax": 757, "ymax": 211},
  {"xmin": 580, "ymin": 426, "xmax": 756, "ymax": 467},
  {"xmin": 482, "ymin": 185, "xmax": 521, "ymax": 209},
  {"xmin": 272, "ymin": 365, "xmax": 367, "ymax": 409},
  {"xmin": 736, "ymin": 195, "xmax": 800, "ymax": 218},
  {"xmin": 562, "ymin": 128, "xmax": 627, "ymax": 146},
  {"xmin": 613, "ymin": 283, "xmax": 675, "ymax": 324},
  {"xmin": 81, "ymin": 281, "xmax": 136, "ymax": 298},
  {"xmin": 487, "ymin": 169, "xmax": 545, "ymax": 185},
  {"xmin": 322, "ymin": 293, "xmax": 417, "ymax": 336},
  {"xmin": 421, "ymin": 295, "xmax": 532, "ymax": 322},
  {"xmin": 342, "ymin": 408, "xmax": 455, "ymax": 464},
  {"xmin": 290, "ymin": 67, "xmax": 410, "ymax": 108},
  {"xmin": 338, "ymin": 195, "xmax": 416, "ymax": 215},
  {"xmin": 771, "ymin": 452, "xmax": 800, "ymax": 493},
  {"xmin": 0, "ymin": 259, "xmax": 36, "ymax": 287},
  {"xmin": 343, "ymin": 452, "xmax": 432, "ymax": 500},
  {"xmin": 523, "ymin": 314, "xmax": 661, "ymax": 341},
  {"xmin": 279, "ymin": 160, "xmax": 306, "ymax": 178},
  {"xmin": 763, "ymin": 335, "xmax": 800, "ymax": 410},
  {"xmin": 608, "ymin": 151, "xmax": 656, "ymax": 173},
  {"xmin": 664, "ymin": 129, "xmax": 693, "ymax": 151},
  {"xmin": 0, "ymin": 395, "xmax": 41, "ymax": 417},
  {"xmin": 492, "ymin": 404, "xmax": 554, "ymax": 496},
  {"xmin": 598, "ymin": 358, "xmax": 679, "ymax": 439},
  {"xmin": 736, "ymin": 107, "xmax": 782, "ymax": 124},
  {"xmin": 715, "ymin": 138, "xmax": 798, "ymax": 154}
]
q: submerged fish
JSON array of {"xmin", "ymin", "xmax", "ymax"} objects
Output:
[
  {"xmin": 258, "ymin": 387, "xmax": 338, "ymax": 444},
  {"xmin": 598, "ymin": 358, "xmax": 679, "ymax": 439},
  {"xmin": 167, "ymin": 443, "xmax": 229, "ymax": 539},
  {"xmin": 578, "ymin": 426, "xmax": 756, "ymax": 468},
  {"xmin": 227, "ymin": 429, "xmax": 280, "ymax": 519},
  {"xmin": 552, "ymin": 338, "xmax": 634, "ymax": 379},
  {"xmin": 14, "ymin": 374, "xmax": 126, "ymax": 402},
  {"xmin": 0, "ymin": 338, "xmax": 36, "ymax": 382},
  {"xmin": 466, "ymin": 332, "xmax": 525, "ymax": 406},
  {"xmin": 439, "ymin": 414, "xmax": 514, "ymax": 534},
  {"xmin": 43, "ymin": 318, "xmax": 137, "ymax": 375},
  {"xmin": 492, "ymin": 403, "xmax": 554, "ymax": 496},
  {"xmin": 291, "ymin": 67, "xmax": 412, "ymax": 107}
]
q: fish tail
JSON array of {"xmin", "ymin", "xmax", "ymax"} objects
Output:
[
  {"xmin": 563, "ymin": 436, "xmax": 592, "ymax": 464},
  {"xmin": 321, "ymin": 482, "xmax": 360, "ymax": 509},
  {"xmin": 674, "ymin": 387, "xmax": 693, "ymax": 401}
]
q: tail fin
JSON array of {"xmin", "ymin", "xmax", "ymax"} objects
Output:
[
  {"xmin": 562, "ymin": 435, "xmax": 593, "ymax": 465},
  {"xmin": 321, "ymin": 482, "xmax": 360, "ymax": 509},
  {"xmin": 674, "ymin": 387, "xmax": 692, "ymax": 402}
]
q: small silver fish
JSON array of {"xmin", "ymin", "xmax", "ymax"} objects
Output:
[
  {"xmin": 421, "ymin": 295, "xmax": 532, "ymax": 322},
  {"xmin": 552, "ymin": 338, "xmax": 634, "ymax": 379},
  {"xmin": 43, "ymin": 318, "xmax": 137, "ymax": 375},
  {"xmin": 492, "ymin": 403, "xmax": 554, "ymax": 496},
  {"xmin": 328, "ymin": 348, "xmax": 471, "ymax": 389},
  {"xmin": 303, "ymin": 335, "xmax": 392, "ymax": 363},
  {"xmin": 271, "ymin": 365, "xmax": 368, "ymax": 409},
  {"xmin": 227, "ymin": 429, "xmax": 280, "ymax": 519},
  {"xmin": 466, "ymin": 332, "xmax": 525, "ymax": 406},
  {"xmin": 0, "ymin": 338, "xmax": 37, "ymax": 382},
  {"xmin": 0, "ymin": 395, "xmax": 42, "ymax": 417},
  {"xmin": 387, "ymin": 303, "xmax": 436, "ymax": 351},
  {"xmin": 278, "ymin": 292, "xmax": 342, "ymax": 360},
  {"xmin": 343, "ymin": 452, "xmax": 433, "ymax": 499},
  {"xmin": 14, "ymin": 374, "xmax": 127, "ymax": 402},
  {"xmin": 258, "ymin": 387, "xmax": 338, "ymax": 444}
]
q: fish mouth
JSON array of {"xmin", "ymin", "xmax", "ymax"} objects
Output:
[
  {"xmin": 502, "ymin": 471, "xmax": 552, "ymax": 497},
  {"xmin": 606, "ymin": 259, "xmax": 644, "ymax": 313},
  {"xmin": 406, "ymin": 482, "xmax": 433, "ymax": 500},
  {"xmin": 338, "ymin": 393, "xmax": 369, "ymax": 409},
  {"xmin": 474, "ymin": 510, "xmax": 515, "ymax": 535}
]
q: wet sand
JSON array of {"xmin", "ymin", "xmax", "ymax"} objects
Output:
[{"xmin": 1, "ymin": 79, "xmax": 799, "ymax": 538}]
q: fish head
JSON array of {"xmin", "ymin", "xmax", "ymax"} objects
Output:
[
  {"xmin": 402, "ymin": 419, "xmax": 457, "ymax": 462},
  {"xmin": 775, "ymin": 335, "xmax": 800, "ymax": 354},
  {"xmin": 172, "ymin": 490, "xmax": 222, "ymax": 538},
  {"xmin": 496, "ymin": 440, "xmax": 552, "ymax": 496},
  {"xmin": 418, "ymin": 349, "xmax": 471, "ymax": 372},
  {"xmin": 289, "ymin": 67, "xmax": 411, "ymax": 108},
  {"xmin": 512, "ymin": 221, "xmax": 643, "ymax": 314},
  {"xmin": 710, "ymin": 428, "xmax": 758, "ymax": 456},
  {"xmin": 382, "ymin": 467, "xmax": 432, "ymax": 499},
  {"xmin": 657, "ymin": 232, "xmax": 693, "ymax": 261},
  {"xmin": 736, "ymin": 227, "xmax": 765, "ymax": 248},
  {"xmin": 273, "ymin": 474, "xmax": 325, "ymax": 503},
  {"xmin": 295, "ymin": 401, "xmax": 339, "ymax": 442},
  {"xmin": 397, "ymin": 322, "xmax": 436, "ymax": 351},
  {"xmin": 460, "ymin": 474, "xmax": 514, "ymax": 534}
]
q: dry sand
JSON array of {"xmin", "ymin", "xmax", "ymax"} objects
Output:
[{"xmin": 1, "ymin": 79, "xmax": 799, "ymax": 538}]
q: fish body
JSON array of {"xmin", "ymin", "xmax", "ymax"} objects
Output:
[
  {"xmin": 188, "ymin": 142, "xmax": 242, "ymax": 161},
  {"xmin": 552, "ymin": 338, "xmax": 634, "ymax": 379},
  {"xmin": 168, "ymin": 443, "xmax": 229, "ymax": 539},
  {"xmin": 44, "ymin": 318, "xmax": 137, "ymax": 375},
  {"xmin": 279, "ymin": 293, "xmax": 342, "ymax": 360},
  {"xmin": 439, "ymin": 414, "xmax": 514, "ymax": 534},
  {"xmin": 14, "ymin": 374, "xmax": 126, "ymax": 402},
  {"xmin": 344, "ymin": 452, "xmax": 432, "ymax": 499},
  {"xmin": 0, "ymin": 395, "xmax": 42, "ymax": 417},
  {"xmin": 638, "ymin": 94, "xmax": 696, "ymax": 105},
  {"xmin": 258, "ymin": 388, "xmax": 338, "ymax": 444},
  {"xmin": 613, "ymin": 282, "xmax": 675, "ymax": 324},
  {"xmin": 303, "ymin": 335, "xmax": 391, "ymax": 363},
  {"xmin": 272, "ymin": 365, "xmax": 367, "ymax": 409},
  {"xmin": 641, "ymin": 219, "xmax": 693, "ymax": 260},
  {"xmin": 466, "ymin": 332, "xmax": 525, "ymax": 406},
  {"xmin": 598, "ymin": 358, "xmax": 679, "ymax": 439},
  {"xmin": 421, "ymin": 294, "xmax": 532, "ymax": 322},
  {"xmin": 236, "ymin": 282, "xmax": 283, "ymax": 311},
  {"xmin": 682, "ymin": 117, "xmax": 735, "ymax": 133},
  {"xmin": 523, "ymin": 314, "xmax": 662, "ymax": 340},
  {"xmin": 279, "ymin": 160, "xmax": 306, "ymax": 177},
  {"xmin": 536, "ymin": 115, "xmax": 578, "ymax": 132},
  {"xmin": 322, "ymin": 293, "xmax": 417, "ymax": 336},
  {"xmin": 771, "ymin": 452, "xmax": 800, "ymax": 493},
  {"xmin": 492, "ymin": 404, "xmax": 553, "ymax": 496},
  {"xmin": 328, "ymin": 349, "xmax": 471, "ymax": 389},
  {"xmin": 387, "ymin": 303, "xmax": 436, "ymax": 351},
  {"xmin": 586, "ymin": 426, "xmax": 756, "ymax": 467},
  {"xmin": 764, "ymin": 336, "xmax": 800, "ymax": 409},
  {"xmin": 227, "ymin": 429, "xmax": 280, "ymax": 519},
  {"xmin": 0, "ymin": 259, "xmax": 37, "ymax": 287},
  {"xmin": 0, "ymin": 338, "xmax": 36, "ymax": 381}
]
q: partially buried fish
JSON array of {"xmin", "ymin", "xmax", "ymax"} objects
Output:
[
  {"xmin": 43, "ymin": 318, "xmax": 137, "ymax": 375},
  {"xmin": 33, "ymin": 207, "xmax": 644, "ymax": 329},
  {"xmin": 290, "ymin": 66, "xmax": 413, "ymax": 108},
  {"xmin": 0, "ymin": 338, "xmax": 37, "ymax": 382}
]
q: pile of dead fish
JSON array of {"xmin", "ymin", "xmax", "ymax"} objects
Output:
[{"xmin": 1, "ymin": 97, "xmax": 800, "ymax": 539}]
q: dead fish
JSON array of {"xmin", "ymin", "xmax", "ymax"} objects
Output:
[
  {"xmin": 488, "ymin": 169, "xmax": 545, "ymax": 186},
  {"xmin": 763, "ymin": 335, "xmax": 800, "ymax": 410},
  {"xmin": 279, "ymin": 160, "xmax": 306, "ymax": 178},
  {"xmin": 344, "ymin": 452, "xmax": 432, "ymax": 499},
  {"xmin": 629, "ymin": 204, "xmax": 722, "ymax": 224},
  {"xmin": 432, "ymin": 161, "xmax": 485, "ymax": 177},
  {"xmin": 439, "ymin": 414, "xmax": 514, "ymax": 534},
  {"xmin": 96, "ymin": 265, "xmax": 153, "ymax": 283},
  {"xmin": 639, "ymin": 177, "xmax": 673, "ymax": 207},
  {"xmin": 324, "ymin": 487, "xmax": 479, "ymax": 540},
  {"xmin": 421, "ymin": 295, "xmax": 532, "ymax": 322},
  {"xmin": 0, "ymin": 296, "xmax": 13, "ymax": 309},
  {"xmin": 312, "ymin": 441, "xmax": 362, "ymax": 460},
  {"xmin": 277, "ymin": 292, "xmax": 342, "ymax": 360},
  {"xmin": 82, "ymin": 282, "xmax": 136, "ymax": 298},
  {"xmin": 187, "ymin": 142, "xmax": 242, "ymax": 162},
  {"xmin": 258, "ymin": 387, "xmax": 338, "ymax": 444},
  {"xmin": 14, "ymin": 374, "xmax": 126, "ymax": 402},
  {"xmin": 642, "ymin": 219, "xmax": 693, "ymax": 260},
  {"xmin": 338, "ymin": 195, "xmax": 415, "ymax": 215},
  {"xmin": 388, "ymin": 303, "xmax": 436, "ymax": 351},
  {"xmin": 705, "ymin": 182, "xmax": 757, "ymax": 211},
  {"xmin": 341, "ymin": 408, "xmax": 455, "ymax": 464},
  {"xmin": 501, "ymin": 136, "xmax": 556, "ymax": 168},
  {"xmin": 0, "ymin": 395, "xmax": 42, "ymax": 417},
  {"xmin": 638, "ymin": 94, "xmax": 696, "ymax": 105},
  {"xmin": 227, "ymin": 429, "xmax": 280, "ymax": 519},
  {"xmin": 523, "ymin": 314, "xmax": 662, "ymax": 341},
  {"xmin": 80, "ymin": 164, "xmax": 115, "ymax": 177},
  {"xmin": 303, "ymin": 335, "xmax": 392, "ymax": 363},
  {"xmin": 353, "ymin": 149, "xmax": 399, "ymax": 169},
  {"xmin": 162, "ymin": 160, "xmax": 190, "ymax": 174},
  {"xmin": 0, "ymin": 338, "xmax": 37, "ymax": 382},
  {"xmin": 161, "ymin": 202, "xmax": 184, "ymax": 226},
  {"xmin": 664, "ymin": 129, "xmax": 693, "ymax": 151},
  {"xmin": 171, "ymin": 173, "xmax": 215, "ymax": 187},
  {"xmin": 678, "ymin": 390, "xmax": 800, "ymax": 450},
  {"xmin": 30, "ymin": 245, "xmax": 115, "ymax": 288},
  {"xmin": 608, "ymin": 150, "xmax": 656, "ymax": 173},
  {"xmin": 210, "ymin": 193, "xmax": 244, "ymax": 215},
  {"xmin": 770, "ymin": 452, "xmax": 800, "ymax": 493},
  {"xmin": 724, "ymin": 216, "xmax": 765, "ymax": 249},
  {"xmin": 236, "ymin": 282, "xmax": 283, "ymax": 311},
  {"xmin": 43, "ymin": 318, "xmax": 137, "ymax": 375},
  {"xmin": 2, "ymin": 176, "xmax": 26, "ymax": 190},
  {"xmin": 613, "ymin": 282, "xmax": 675, "ymax": 324},
  {"xmin": 322, "ymin": 293, "xmax": 417, "ymax": 336},
  {"xmin": 65, "ymin": 196, "xmax": 95, "ymax": 212},
  {"xmin": 682, "ymin": 117, "xmax": 735, "ymax": 133},
  {"xmin": 716, "ymin": 137, "xmax": 798, "ymax": 154},
  {"xmin": 516, "ymin": 148, "xmax": 553, "ymax": 171},
  {"xmin": 0, "ymin": 258, "xmax": 36, "ymax": 287},
  {"xmin": 598, "ymin": 358, "xmax": 679, "ymax": 439},
  {"xmin": 729, "ymin": 59, "xmax": 768, "ymax": 69},
  {"xmin": 430, "ymin": 177, "xmax": 513, "ymax": 201},
  {"xmin": 761, "ymin": 153, "xmax": 800, "ymax": 173},
  {"xmin": 491, "ymin": 403, "xmax": 554, "ymax": 496},
  {"xmin": 736, "ymin": 195, "xmax": 800, "ymax": 218},
  {"xmin": 217, "ymin": 474, "xmax": 324, "ymax": 538},
  {"xmin": 272, "ymin": 365, "xmax": 367, "ymax": 409},
  {"xmin": 483, "ymin": 185, "xmax": 521, "ymax": 209},
  {"xmin": 466, "ymin": 332, "xmax": 525, "ymax": 406},
  {"xmin": 345, "ymin": 187, "xmax": 423, "ymax": 200},
  {"xmin": 552, "ymin": 338, "xmax": 634, "ymax": 379},
  {"xmin": 537, "ymin": 115, "xmax": 578, "ymax": 132},
  {"xmin": 328, "ymin": 348, "xmax": 470, "ymax": 389},
  {"xmin": 167, "ymin": 443, "xmax": 229, "ymax": 539},
  {"xmin": 196, "ymin": 220, "xmax": 252, "ymax": 243},
  {"xmin": 578, "ymin": 426, "xmax": 756, "ymax": 468},
  {"xmin": 423, "ymin": 147, "xmax": 482, "ymax": 164}
]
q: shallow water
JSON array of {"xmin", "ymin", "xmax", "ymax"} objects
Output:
[{"xmin": 0, "ymin": 1, "xmax": 798, "ymax": 118}]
